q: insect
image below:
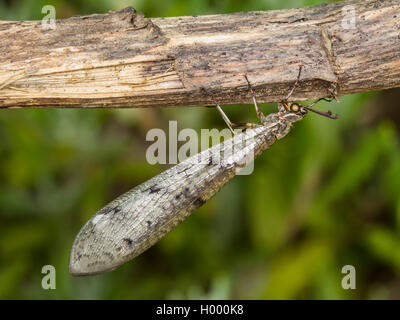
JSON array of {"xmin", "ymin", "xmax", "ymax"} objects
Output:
[{"xmin": 69, "ymin": 66, "xmax": 337, "ymax": 276}]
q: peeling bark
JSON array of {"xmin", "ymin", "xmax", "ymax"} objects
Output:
[{"xmin": 0, "ymin": 0, "xmax": 399, "ymax": 109}]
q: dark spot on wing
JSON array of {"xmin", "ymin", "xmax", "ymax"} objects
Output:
[
  {"xmin": 146, "ymin": 220, "xmax": 152, "ymax": 226},
  {"xmin": 104, "ymin": 252, "xmax": 114, "ymax": 261},
  {"xmin": 114, "ymin": 206, "xmax": 122, "ymax": 214},
  {"xmin": 176, "ymin": 187, "xmax": 191, "ymax": 200},
  {"xmin": 207, "ymin": 157, "xmax": 213, "ymax": 166},
  {"xmin": 147, "ymin": 185, "xmax": 162, "ymax": 194},
  {"xmin": 123, "ymin": 238, "xmax": 133, "ymax": 246},
  {"xmin": 176, "ymin": 166, "xmax": 190, "ymax": 174},
  {"xmin": 193, "ymin": 197, "xmax": 206, "ymax": 207}
]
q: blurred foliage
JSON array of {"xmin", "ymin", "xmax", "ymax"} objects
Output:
[{"xmin": 1, "ymin": 0, "xmax": 400, "ymax": 300}]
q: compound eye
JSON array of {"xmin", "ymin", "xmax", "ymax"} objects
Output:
[{"xmin": 290, "ymin": 104, "xmax": 300, "ymax": 112}]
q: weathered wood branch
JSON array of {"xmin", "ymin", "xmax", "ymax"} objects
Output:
[{"xmin": 0, "ymin": 0, "xmax": 399, "ymax": 109}]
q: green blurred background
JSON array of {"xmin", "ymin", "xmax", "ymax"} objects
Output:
[{"xmin": 1, "ymin": 0, "xmax": 400, "ymax": 299}]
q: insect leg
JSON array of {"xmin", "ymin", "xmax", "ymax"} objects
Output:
[
  {"xmin": 244, "ymin": 75, "xmax": 268, "ymax": 123},
  {"xmin": 215, "ymin": 102, "xmax": 235, "ymax": 134},
  {"xmin": 215, "ymin": 102, "xmax": 259, "ymax": 135},
  {"xmin": 202, "ymin": 88, "xmax": 260, "ymax": 133},
  {"xmin": 284, "ymin": 65, "xmax": 303, "ymax": 101}
]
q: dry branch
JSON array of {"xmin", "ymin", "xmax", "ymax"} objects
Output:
[{"xmin": 0, "ymin": 0, "xmax": 399, "ymax": 109}]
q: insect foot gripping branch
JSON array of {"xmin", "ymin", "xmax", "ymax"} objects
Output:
[{"xmin": 69, "ymin": 66, "xmax": 337, "ymax": 276}]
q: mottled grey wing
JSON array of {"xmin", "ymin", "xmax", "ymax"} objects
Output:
[
  {"xmin": 69, "ymin": 122, "xmax": 284, "ymax": 276},
  {"xmin": 69, "ymin": 151, "xmax": 237, "ymax": 276}
]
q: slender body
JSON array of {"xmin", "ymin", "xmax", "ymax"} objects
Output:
[{"xmin": 69, "ymin": 110, "xmax": 304, "ymax": 276}]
